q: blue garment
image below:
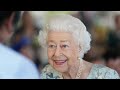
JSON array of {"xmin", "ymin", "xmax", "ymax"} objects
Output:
[
  {"xmin": 0, "ymin": 44, "xmax": 40, "ymax": 79},
  {"xmin": 11, "ymin": 36, "xmax": 32, "ymax": 52}
]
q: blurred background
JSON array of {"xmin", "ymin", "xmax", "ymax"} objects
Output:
[{"xmin": 7, "ymin": 11, "xmax": 120, "ymax": 76}]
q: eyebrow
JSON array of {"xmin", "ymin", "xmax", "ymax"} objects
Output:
[
  {"xmin": 60, "ymin": 40, "xmax": 70, "ymax": 43},
  {"xmin": 48, "ymin": 40, "xmax": 70, "ymax": 42},
  {"xmin": 48, "ymin": 40, "xmax": 55, "ymax": 43}
]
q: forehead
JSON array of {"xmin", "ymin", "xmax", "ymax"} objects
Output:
[{"xmin": 47, "ymin": 31, "xmax": 73, "ymax": 42}]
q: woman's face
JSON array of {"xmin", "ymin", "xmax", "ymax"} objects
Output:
[{"xmin": 47, "ymin": 31, "xmax": 79, "ymax": 73}]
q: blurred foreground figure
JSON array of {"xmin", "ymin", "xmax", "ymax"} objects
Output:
[
  {"xmin": 0, "ymin": 11, "xmax": 40, "ymax": 79},
  {"xmin": 11, "ymin": 11, "xmax": 41, "ymax": 70}
]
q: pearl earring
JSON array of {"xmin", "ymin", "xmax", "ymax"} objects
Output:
[{"xmin": 78, "ymin": 57, "xmax": 81, "ymax": 60}]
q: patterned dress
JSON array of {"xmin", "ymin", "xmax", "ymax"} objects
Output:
[{"xmin": 41, "ymin": 64, "xmax": 119, "ymax": 79}]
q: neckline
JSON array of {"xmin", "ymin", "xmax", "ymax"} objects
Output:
[
  {"xmin": 48, "ymin": 63, "xmax": 97, "ymax": 79},
  {"xmin": 86, "ymin": 64, "xmax": 97, "ymax": 79},
  {"xmin": 59, "ymin": 64, "xmax": 96, "ymax": 79}
]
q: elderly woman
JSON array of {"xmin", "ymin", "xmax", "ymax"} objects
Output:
[{"xmin": 38, "ymin": 14, "xmax": 119, "ymax": 79}]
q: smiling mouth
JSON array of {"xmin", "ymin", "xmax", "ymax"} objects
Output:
[{"xmin": 54, "ymin": 60, "xmax": 67, "ymax": 65}]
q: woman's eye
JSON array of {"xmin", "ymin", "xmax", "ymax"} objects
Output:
[
  {"xmin": 48, "ymin": 45, "xmax": 56, "ymax": 48},
  {"xmin": 61, "ymin": 45, "xmax": 69, "ymax": 48}
]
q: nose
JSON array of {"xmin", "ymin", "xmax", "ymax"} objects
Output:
[{"xmin": 54, "ymin": 46, "xmax": 62, "ymax": 57}]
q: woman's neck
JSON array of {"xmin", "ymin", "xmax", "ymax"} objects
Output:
[{"xmin": 62, "ymin": 59, "xmax": 80, "ymax": 79}]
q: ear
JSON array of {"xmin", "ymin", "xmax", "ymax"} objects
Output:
[{"xmin": 4, "ymin": 13, "xmax": 15, "ymax": 33}]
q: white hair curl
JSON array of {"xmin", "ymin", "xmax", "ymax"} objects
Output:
[{"xmin": 38, "ymin": 14, "xmax": 91, "ymax": 58}]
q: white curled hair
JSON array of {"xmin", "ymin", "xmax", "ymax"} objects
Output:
[{"xmin": 38, "ymin": 14, "xmax": 91, "ymax": 58}]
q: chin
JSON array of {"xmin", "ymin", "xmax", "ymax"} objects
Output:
[{"xmin": 53, "ymin": 66, "xmax": 68, "ymax": 73}]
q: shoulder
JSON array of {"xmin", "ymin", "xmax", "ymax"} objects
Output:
[
  {"xmin": 0, "ymin": 44, "xmax": 40, "ymax": 79},
  {"xmin": 0, "ymin": 44, "xmax": 34, "ymax": 64},
  {"xmin": 0, "ymin": 44, "xmax": 26, "ymax": 61},
  {"xmin": 89, "ymin": 64, "xmax": 119, "ymax": 79},
  {"xmin": 41, "ymin": 64, "xmax": 62, "ymax": 79},
  {"xmin": 0, "ymin": 44, "xmax": 33, "ymax": 66}
]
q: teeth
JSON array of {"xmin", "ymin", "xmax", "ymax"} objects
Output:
[
  {"xmin": 55, "ymin": 60, "xmax": 66, "ymax": 63},
  {"xmin": 54, "ymin": 60, "xmax": 66, "ymax": 65}
]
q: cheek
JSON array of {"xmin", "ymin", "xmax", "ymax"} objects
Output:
[
  {"xmin": 47, "ymin": 50, "xmax": 54, "ymax": 59},
  {"xmin": 64, "ymin": 49, "xmax": 78, "ymax": 65}
]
